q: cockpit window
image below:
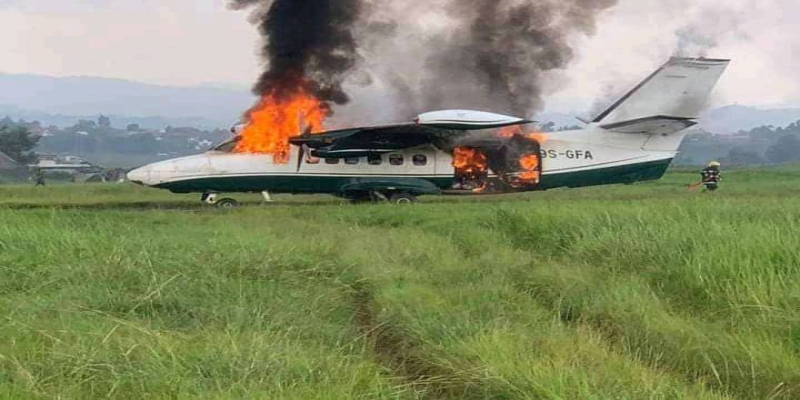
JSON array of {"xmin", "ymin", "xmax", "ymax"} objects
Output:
[{"xmin": 211, "ymin": 136, "xmax": 241, "ymax": 153}]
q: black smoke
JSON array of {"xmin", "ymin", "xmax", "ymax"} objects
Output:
[
  {"xmin": 416, "ymin": 0, "xmax": 619, "ymax": 118},
  {"xmin": 229, "ymin": 0, "xmax": 619, "ymax": 121},
  {"xmin": 228, "ymin": 0, "xmax": 366, "ymax": 105}
]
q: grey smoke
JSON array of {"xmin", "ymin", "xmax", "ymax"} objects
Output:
[
  {"xmin": 674, "ymin": 5, "xmax": 745, "ymax": 57},
  {"xmin": 228, "ymin": 0, "xmax": 619, "ymax": 123},
  {"xmin": 412, "ymin": 0, "xmax": 619, "ymax": 119}
]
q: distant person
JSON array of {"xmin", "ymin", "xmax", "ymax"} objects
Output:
[
  {"xmin": 699, "ymin": 161, "xmax": 722, "ymax": 192},
  {"xmin": 34, "ymin": 169, "xmax": 46, "ymax": 187}
]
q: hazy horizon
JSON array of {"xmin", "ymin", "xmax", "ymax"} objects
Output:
[{"xmin": 3, "ymin": 0, "xmax": 800, "ymax": 116}]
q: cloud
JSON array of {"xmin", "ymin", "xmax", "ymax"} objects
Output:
[
  {"xmin": 0, "ymin": 1, "xmax": 259, "ymax": 86},
  {"xmin": 546, "ymin": 0, "xmax": 800, "ymax": 112},
  {"xmin": 1, "ymin": 0, "xmax": 799, "ymax": 118}
]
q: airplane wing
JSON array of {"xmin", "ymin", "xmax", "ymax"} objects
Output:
[
  {"xmin": 290, "ymin": 124, "xmax": 458, "ymax": 158},
  {"xmin": 600, "ymin": 115, "xmax": 697, "ymax": 135},
  {"xmin": 290, "ymin": 110, "xmax": 532, "ymax": 158}
]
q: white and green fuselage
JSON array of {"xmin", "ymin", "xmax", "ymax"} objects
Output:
[
  {"xmin": 127, "ymin": 125, "xmax": 680, "ymax": 195},
  {"xmin": 127, "ymin": 57, "xmax": 730, "ymax": 200}
]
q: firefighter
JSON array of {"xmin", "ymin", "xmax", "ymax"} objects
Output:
[
  {"xmin": 699, "ymin": 161, "xmax": 722, "ymax": 192},
  {"xmin": 34, "ymin": 168, "xmax": 46, "ymax": 187}
]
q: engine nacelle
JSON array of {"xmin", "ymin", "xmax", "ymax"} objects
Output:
[{"xmin": 415, "ymin": 110, "xmax": 531, "ymax": 130}]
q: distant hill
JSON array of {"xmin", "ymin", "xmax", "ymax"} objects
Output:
[
  {"xmin": 699, "ymin": 105, "xmax": 800, "ymax": 133},
  {"xmin": 0, "ymin": 74, "xmax": 255, "ymax": 129},
  {"xmin": 534, "ymin": 106, "xmax": 800, "ymax": 134},
  {"xmin": 2, "ymin": 73, "xmax": 800, "ymax": 133}
]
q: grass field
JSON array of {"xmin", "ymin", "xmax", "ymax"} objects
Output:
[{"xmin": 1, "ymin": 167, "xmax": 800, "ymax": 398}]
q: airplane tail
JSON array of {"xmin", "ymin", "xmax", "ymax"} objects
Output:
[
  {"xmin": 592, "ymin": 57, "xmax": 730, "ymax": 126},
  {"xmin": 590, "ymin": 57, "xmax": 729, "ymax": 152}
]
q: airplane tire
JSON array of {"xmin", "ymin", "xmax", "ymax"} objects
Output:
[
  {"xmin": 389, "ymin": 192, "xmax": 417, "ymax": 205},
  {"xmin": 216, "ymin": 198, "xmax": 239, "ymax": 209}
]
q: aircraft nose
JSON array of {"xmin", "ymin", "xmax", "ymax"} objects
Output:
[{"xmin": 127, "ymin": 166, "xmax": 151, "ymax": 186}]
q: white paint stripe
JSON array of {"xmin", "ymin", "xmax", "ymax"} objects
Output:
[{"xmin": 153, "ymin": 157, "xmax": 672, "ymax": 186}]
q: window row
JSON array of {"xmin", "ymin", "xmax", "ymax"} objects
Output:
[{"xmin": 318, "ymin": 154, "xmax": 429, "ymax": 166}]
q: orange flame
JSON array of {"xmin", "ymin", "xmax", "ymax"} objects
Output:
[
  {"xmin": 498, "ymin": 125, "xmax": 550, "ymax": 144},
  {"xmin": 453, "ymin": 147, "xmax": 489, "ymax": 192},
  {"xmin": 517, "ymin": 154, "xmax": 541, "ymax": 184},
  {"xmin": 497, "ymin": 126, "xmax": 545, "ymax": 187},
  {"xmin": 235, "ymin": 87, "xmax": 329, "ymax": 163},
  {"xmin": 453, "ymin": 147, "xmax": 488, "ymax": 173}
]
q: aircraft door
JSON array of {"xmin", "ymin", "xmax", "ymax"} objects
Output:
[{"xmin": 492, "ymin": 135, "xmax": 542, "ymax": 189}]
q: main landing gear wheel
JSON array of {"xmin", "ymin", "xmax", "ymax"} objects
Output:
[
  {"xmin": 389, "ymin": 192, "xmax": 417, "ymax": 204},
  {"xmin": 215, "ymin": 198, "xmax": 239, "ymax": 209}
]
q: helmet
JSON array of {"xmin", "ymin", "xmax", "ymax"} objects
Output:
[{"xmin": 708, "ymin": 161, "xmax": 721, "ymax": 167}]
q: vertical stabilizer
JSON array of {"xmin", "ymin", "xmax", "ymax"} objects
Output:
[{"xmin": 593, "ymin": 58, "xmax": 730, "ymax": 125}]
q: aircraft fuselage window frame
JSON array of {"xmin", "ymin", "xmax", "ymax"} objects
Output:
[
  {"xmin": 325, "ymin": 158, "xmax": 340, "ymax": 165},
  {"xmin": 389, "ymin": 154, "xmax": 404, "ymax": 166},
  {"xmin": 368, "ymin": 154, "xmax": 383, "ymax": 166},
  {"xmin": 345, "ymin": 157, "xmax": 360, "ymax": 165},
  {"xmin": 413, "ymin": 155, "xmax": 427, "ymax": 166}
]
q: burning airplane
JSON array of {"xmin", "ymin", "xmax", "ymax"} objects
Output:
[{"xmin": 128, "ymin": 58, "xmax": 731, "ymax": 206}]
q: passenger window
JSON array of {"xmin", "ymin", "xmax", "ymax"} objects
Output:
[
  {"xmin": 367, "ymin": 154, "xmax": 383, "ymax": 165},
  {"xmin": 325, "ymin": 158, "xmax": 340, "ymax": 165},
  {"xmin": 345, "ymin": 157, "xmax": 360, "ymax": 165},
  {"xmin": 413, "ymin": 155, "xmax": 428, "ymax": 166},
  {"xmin": 389, "ymin": 154, "xmax": 404, "ymax": 166}
]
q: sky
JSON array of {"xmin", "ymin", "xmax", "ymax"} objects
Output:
[{"xmin": 1, "ymin": 0, "xmax": 799, "ymax": 114}]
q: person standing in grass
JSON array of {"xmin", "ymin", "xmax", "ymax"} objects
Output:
[
  {"xmin": 700, "ymin": 161, "xmax": 722, "ymax": 192},
  {"xmin": 34, "ymin": 168, "xmax": 46, "ymax": 187}
]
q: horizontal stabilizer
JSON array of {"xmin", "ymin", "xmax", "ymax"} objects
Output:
[{"xmin": 600, "ymin": 115, "xmax": 697, "ymax": 135}]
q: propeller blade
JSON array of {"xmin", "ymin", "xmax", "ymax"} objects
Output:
[{"xmin": 296, "ymin": 144, "xmax": 305, "ymax": 172}]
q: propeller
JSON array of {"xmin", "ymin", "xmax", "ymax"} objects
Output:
[{"xmin": 296, "ymin": 126, "xmax": 313, "ymax": 172}]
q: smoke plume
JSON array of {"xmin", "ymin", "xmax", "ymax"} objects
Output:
[
  {"xmin": 415, "ymin": 0, "xmax": 619, "ymax": 118},
  {"xmin": 228, "ymin": 0, "xmax": 366, "ymax": 106},
  {"xmin": 230, "ymin": 0, "xmax": 619, "ymax": 123},
  {"xmin": 674, "ymin": 4, "xmax": 745, "ymax": 57}
]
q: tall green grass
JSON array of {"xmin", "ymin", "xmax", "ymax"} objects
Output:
[{"xmin": 1, "ymin": 166, "xmax": 799, "ymax": 398}]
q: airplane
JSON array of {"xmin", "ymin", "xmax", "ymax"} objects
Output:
[{"xmin": 127, "ymin": 57, "xmax": 730, "ymax": 207}]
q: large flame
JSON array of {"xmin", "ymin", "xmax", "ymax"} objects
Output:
[
  {"xmin": 497, "ymin": 126, "xmax": 545, "ymax": 187},
  {"xmin": 517, "ymin": 154, "xmax": 541, "ymax": 184},
  {"xmin": 453, "ymin": 147, "xmax": 489, "ymax": 192},
  {"xmin": 235, "ymin": 87, "xmax": 329, "ymax": 163},
  {"xmin": 498, "ymin": 125, "xmax": 550, "ymax": 144},
  {"xmin": 453, "ymin": 147, "xmax": 488, "ymax": 174}
]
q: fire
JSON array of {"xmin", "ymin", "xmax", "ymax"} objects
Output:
[
  {"xmin": 496, "ymin": 125, "xmax": 545, "ymax": 187},
  {"xmin": 517, "ymin": 154, "xmax": 541, "ymax": 184},
  {"xmin": 498, "ymin": 125, "xmax": 549, "ymax": 144},
  {"xmin": 453, "ymin": 147, "xmax": 489, "ymax": 192},
  {"xmin": 235, "ymin": 87, "xmax": 329, "ymax": 163},
  {"xmin": 497, "ymin": 126, "xmax": 521, "ymax": 138},
  {"xmin": 453, "ymin": 147, "xmax": 488, "ymax": 173}
]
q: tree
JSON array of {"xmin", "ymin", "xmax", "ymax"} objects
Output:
[
  {"xmin": 765, "ymin": 134, "xmax": 800, "ymax": 164},
  {"xmin": 0, "ymin": 125, "xmax": 40, "ymax": 163},
  {"xmin": 724, "ymin": 147, "xmax": 764, "ymax": 165},
  {"xmin": 98, "ymin": 115, "xmax": 112, "ymax": 128},
  {"xmin": 126, "ymin": 123, "xmax": 141, "ymax": 132}
]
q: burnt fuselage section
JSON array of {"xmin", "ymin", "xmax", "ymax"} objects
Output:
[{"xmin": 449, "ymin": 134, "xmax": 542, "ymax": 193}]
